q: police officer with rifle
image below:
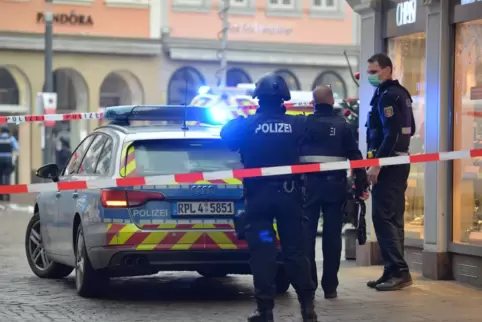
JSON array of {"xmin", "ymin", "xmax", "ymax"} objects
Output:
[
  {"xmin": 221, "ymin": 73, "xmax": 317, "ymax": 322},
  {"xmin": 365, "ymin": 53, "xmax": 416, "ymax": 291},
  {"xmin": 301, "ymin": 85, "xmax": 369, "ymax": 299}
]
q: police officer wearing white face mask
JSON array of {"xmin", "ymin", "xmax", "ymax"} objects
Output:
[{"xmin": 221, "ymin": 73, "xmax": 317, "ymax": 322}]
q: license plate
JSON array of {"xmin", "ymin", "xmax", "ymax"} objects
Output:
[{"xmin": 177, "ymin": 202, "xmax": 234, "ymax": 215}]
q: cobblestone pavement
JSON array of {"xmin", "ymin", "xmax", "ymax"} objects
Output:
[{"xmin": 1, "ymin": 207, "xmax": 482, "ymax": 322}]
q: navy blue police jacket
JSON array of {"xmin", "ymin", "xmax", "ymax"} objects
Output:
[
  {"xmin": 367, "ymin": 80, "xmax": 416, "ymax": 159},
  {"xmin": 300, "ymin": 104, "xmax": 367, "ymax": 200},
  {"xmin": 220, "ymin": 106, "xmax": 306, "ymax": 185}
]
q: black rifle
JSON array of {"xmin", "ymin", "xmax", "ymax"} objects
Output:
[
  {"xmin": 356, "ymin": 200, "xmax": 367, "ymax": 245},
  {"xmin": 353, "ymin": 174, "xmax": 368, "ymax": 245}
]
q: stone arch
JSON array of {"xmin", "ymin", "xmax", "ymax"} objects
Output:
[
  {"xmin": 274, "ymin": 69, "xmax": 301, "ymax": 91},
  {"xmin": 312, "ymin": 71, "xmax": 347, "ymax": 99},
  {"xmin": 226, "ymin": 68, "xmax": 252, "ymax": 87},
  {"xmin": 99, "ymin": 70, "xmax": 144, "ymax": 108},
  {"xmin": 167, "ymin": 66, "xmax": 206, "ymax": 105},
  {"xmin": 0, "ymin": 65, "xmax": 32, "ymax": 109},
  {"xmin": 44, "ymin": 68, "xmax": 89, "ymax": 153},
  {"xmin": 0, "ymin": 65, "xmax": 32, "ymax": 184}
]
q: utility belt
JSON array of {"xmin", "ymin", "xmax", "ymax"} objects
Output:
[
  {"xmin": 367, "ymin": 149, "xmax": 409, "ymax": 159},
  {"xmin": 244, "ymin": 175, "xmax": 301, "ymax": 193}
]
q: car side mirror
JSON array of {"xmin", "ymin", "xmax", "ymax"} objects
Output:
[{"xmin": 36, "ymin": 163, "xmax": 60, "ymax": 182}]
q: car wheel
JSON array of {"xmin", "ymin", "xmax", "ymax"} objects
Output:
[
  {"xmin": 25, "ymin": 212, "xmax": 73, "ymax": 279},
  {"xmin": 75, "ymin": 224, "xmax": 108, "ymax": 298},
  {"xmin": 197, "ymin": 269, "xmax": 228, "ymax": 278},
  {"xmin": 275, "ymin": 266, "xmax": 291, "ymax": 294}
]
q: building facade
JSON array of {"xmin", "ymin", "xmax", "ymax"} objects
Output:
[
  {"xmin": 0, "ymin": 0, "xmax": 161, "ymax": 184},
  {"xmin": 157, "ymin": 0, "xmax": 361, "ymax": 106},
  {"xmin": 349, "ymin": 0, "xmax": 482, "ymax": 288}
]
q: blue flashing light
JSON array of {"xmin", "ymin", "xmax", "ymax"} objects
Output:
[
  {"xmin": 102, "ymin": 105, "xmax": 233, "ymax": 126},
  {"xmin": 198, "ymin": 86, "xmax": 211, "ymax": 95},
  {"xmin": 208, "ymin": 106, "xmax": 229, "ymax": 124}
]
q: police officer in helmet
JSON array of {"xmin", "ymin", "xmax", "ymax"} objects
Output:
[
  {"xmin": 221, "ymin": 73, "xmax": 317, "ymax": 322},
  {"xmin": 0, "ymin": 125, "xmax": 19, "ymax": 201},
  {"xmin": 365, "ymin": 53, "xmax": 416, "ymax": 291},
  {"xmin": 301, "ymin": 85, "xmax": 369, "ymax": 299}
]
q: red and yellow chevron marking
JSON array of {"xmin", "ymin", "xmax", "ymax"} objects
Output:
[
  {"xmin": 120, "ymin": 144, "xmax": 136, "ymax": 177},
  {"xmin": 106, "ymin": 223, "xmax": 205, "ymax": 250},
  {"xmin": 105, "ymin": 223, "xmax": 279, "ymax": 250}
]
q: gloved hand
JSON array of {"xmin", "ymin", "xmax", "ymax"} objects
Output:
[{"xmin": 354, "ymin": 173, "xmax": 370, "ymax": 200}]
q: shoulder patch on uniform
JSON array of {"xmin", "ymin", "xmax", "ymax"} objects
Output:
[
  {"xmin": 406, "ymin": 98, "xmax": 412, "ymax": 108},
  {"xmin": 384, "ymin": 106, "xmax": 394, "ymax": 118}
]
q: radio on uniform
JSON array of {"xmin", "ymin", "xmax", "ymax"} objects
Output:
[{"xmin": 255, "ymin": 122, "xmax": 293, "ymax": 134}]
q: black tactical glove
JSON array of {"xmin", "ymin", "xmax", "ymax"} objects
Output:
[{"xmin": 353, "ymin": 169, "xmax": 369, "ymax": 199}]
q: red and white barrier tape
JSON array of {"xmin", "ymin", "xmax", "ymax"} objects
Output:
[
  {"xmin": 1, "ymin": 148, "xmax": 481, "ymax": 195},
  {"xmin": 0, "ymin": 103, "xmax": 316, "ymax": 124},
  {"xmin": 0, "ymin": 112, "xmax": 103, "ymax": 124}
]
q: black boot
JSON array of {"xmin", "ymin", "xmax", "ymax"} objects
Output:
[
  {"xmin": 375, "ymin": 271, "xmax": 412, "ymax": 291},
  {"xmin": 247, "ymin": 309, "xmax": 274, "ymax": 322},
  {"xmin": 300, "ymin": 298, "xmax": 318, "ymax": 322},
  {"xmin": 367, "ymin": 271, "xmax": 391, "ymax": 289}
]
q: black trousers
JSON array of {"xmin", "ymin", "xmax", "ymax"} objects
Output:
[
  {"xmin": 303, "ymin": 174, "xmax": 346, "ymax": 293},
  {"xmin": 244, "ymin": 181, "xmax": 315, "ymax": 310},
  {"xmin": 371, "ymin": 164, "xmax": 410, "ymax": 276},
  {"xmin": 0, "ymin": 157, "xmax": 12, "ymax": 201}
]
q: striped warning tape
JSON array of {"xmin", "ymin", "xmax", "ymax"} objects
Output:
[
  {"xmin": 0, "ymin": 112, "xmax": 103, "ymax": 124},
  {"xmin": 0, "ymin": 103, "xmax": 315, "ymax": 124},
  {"xmin": 1, "ymin": 148, "xmax": 481, "ymax": 195}
]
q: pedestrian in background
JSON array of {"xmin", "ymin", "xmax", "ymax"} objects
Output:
[
  {"xmin": 301, "ymin": 85, "xmax": 369, "ymax": 299},
  {"xmin": 0, "ymin": 125, "xmax": 19, "ymax": 201},
  {"xmin": 56, "ymin": 137, "xmax": 71, "ymax": 171},
  {"xmin": 365, "ymin": 53, "xmax": 416, "ymax": 291}
]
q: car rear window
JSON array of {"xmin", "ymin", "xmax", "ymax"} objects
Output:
[{"xmin": 124, "ymin": 139, "xmax": 243, "ymax": 176}]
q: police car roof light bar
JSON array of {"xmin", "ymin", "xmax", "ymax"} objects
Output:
[{"xmin": 102, "ymin": 105, "xmax": 228, "ymax": 127}]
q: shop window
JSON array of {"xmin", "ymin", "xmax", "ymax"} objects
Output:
[
  {"xmin": 226, "ymin": 68, "xmax": 252, "ymax": 87},
  {"xmin": 453, "ymin": 20, "xmax": 482, "ymax": 246},
  {"xmin": 167, "ymin": 67, "xmax": 205, "ymax": 106},
  {"xmin": 274, "ymin": 69, "xmax": 301, "ymax": 91},
  {"xmin": 387, "ymin": 32, "xmax": 426, "ymax": 240},
  {"xmin": 312, "ymin": 71, "xmax": 347, "ymax": 99},
  {"xmin": 0, "ymin": 68, "xmax": 19, "ymax": 105}
]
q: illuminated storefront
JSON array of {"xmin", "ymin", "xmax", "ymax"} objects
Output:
[{"xmin": 348, "ymin": 0, "xmax": 482, "ymax": 287}]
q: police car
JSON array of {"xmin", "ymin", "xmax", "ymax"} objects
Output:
[{"xmin": 25, "ymin": 105, "xmax": 291, "ymax": 298}]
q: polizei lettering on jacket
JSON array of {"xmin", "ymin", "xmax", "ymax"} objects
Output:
[
  {"xmin": 255, "ymin": 123, "xmax": 292, "ymax": 134},
  {"xmin": 36, "ymin": 11, "xmax": 94, "ymax": 26}
]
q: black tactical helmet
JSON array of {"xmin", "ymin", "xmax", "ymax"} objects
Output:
[{"xmin": 252, "ymin": 73, "xmax": 291, "ymax": 101}]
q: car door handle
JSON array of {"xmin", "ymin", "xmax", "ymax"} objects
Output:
[
  {"xmin": 55, "ymin": 192, "xmax": 61, "ymax": 198},
  {"xmin": 72, "ymin": 192, "xmax": 79, "ymax": 199}
]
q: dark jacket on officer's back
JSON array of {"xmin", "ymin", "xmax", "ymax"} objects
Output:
[
  {"xmin": 300, "ymin": 103, "xmax": 366, "ymax": 180},
  {"xmin": 220, "ymin": 106, "xmax": 306, "ymax": 183},
  {"xmin": 367, "ymin": 80, "xmax": 416, "ymax": 158}
]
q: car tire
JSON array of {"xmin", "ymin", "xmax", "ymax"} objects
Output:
[
  {"xmin": 197, "ymin": 269, "xmax": 228, "ymax": 278},
  {"xmin": 275, "ymin": 266, "xmax": 290, "ymax": 294},
  {"xmin": 75, "ymin": 224, "xmax": 108, "ymax": 298},
  {"xmin": 25, "ymin": 212, "xmax": 73, "ymax": 279}
]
